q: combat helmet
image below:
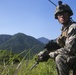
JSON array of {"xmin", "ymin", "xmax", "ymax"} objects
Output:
[{"xmin": 54, "ymin": 1, "xmax": 73, "ymax": 19}]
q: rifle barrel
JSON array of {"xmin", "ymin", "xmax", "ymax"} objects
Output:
[{"xmin": 29, "ymin": 61, "xmax": 39, "ymax": 71}]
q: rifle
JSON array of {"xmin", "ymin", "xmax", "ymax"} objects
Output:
[
  {"xmin": 29, "ymin": 40, "xmax": 61, "ymax": 71},
  {"xmin": 30, "ymin": 0, "xmax": 63, "ymax": 72},
  {"xmin": 44, "ymin": 40, "xmax": 61, "ymax": 51},
  {"xmin": 29, "ymin": 58, "xmax": 39, "ymax": 71},
  {"xmin": 29, "ymin": 50, "xmax": 50, "ymax": 71}
]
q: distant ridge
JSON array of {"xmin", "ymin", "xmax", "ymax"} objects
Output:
[
  {"xmin": 38, "ymin": 37, "xmax": 49, "ymax": 44},
  {"xmin": 0, "ymin": 33, "xmax": 45, "ymax": 55},
  {"xmin": 0, "ymin": 34, "xmax": 12, "ymax": 45}
]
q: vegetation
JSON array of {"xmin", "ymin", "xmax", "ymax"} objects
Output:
[
  {"xmin": 0, "ymin": 50, "xmax": 58, "ymax": 75},
  {"xmin": 0, "ymin": 33, "xmax": 72, "ymax": 75},
  {"xmin": 0, "ymin": 33, "xmax": 45, "ymax": 55},
  {"xmin": 0, "ymin": 50, "xmax": 73, "ymax": 75}
]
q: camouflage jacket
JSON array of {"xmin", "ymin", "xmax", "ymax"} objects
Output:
[{"xmin": 56, "ymin": 20, "xmax": 76, "ymax": 56}]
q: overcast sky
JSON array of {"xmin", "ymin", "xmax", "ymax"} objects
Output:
[{"xmin": 0, "ymin": 0, "xmax": 76, "ymax": 40}]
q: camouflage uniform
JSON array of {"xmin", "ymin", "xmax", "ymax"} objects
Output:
[
  {"xmin": 54, "ymin": 21, "xmax": 76, "ymax": 75},
  {"xmin": 38, "ymin": 1, "xmax": 76, "ymax": 75},
  {"xmin": 49, "ymin": 2, "xmax": 76, "ymax": 75}
]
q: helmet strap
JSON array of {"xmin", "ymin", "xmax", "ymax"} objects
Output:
[{"xmin": 70, "ymin": 17, "xmax": 74, "ymax": 22}]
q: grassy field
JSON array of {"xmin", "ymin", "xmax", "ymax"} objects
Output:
[
  {"xmin": 0, "ymin": 50, "xmax": 57, "ymax": 75},
  {"xmin": 0, "ymin": 50, "xmax": 73, "ymax": 75},
  {"xmin": 0, "ymin": 59, "xmax": 57, "ymax": 75}
]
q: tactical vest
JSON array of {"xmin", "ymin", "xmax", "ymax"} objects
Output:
[
  {"xmin": 57, "ymin": 26, "xmax": 68, "ymax": 47},
  {"xmin": 57, "ymin": 21, "xmax": 76, "ymax": 47}
]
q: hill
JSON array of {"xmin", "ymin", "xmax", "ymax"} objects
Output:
[
  {"xmin": 38, "ymin": 37, "xmax": 49, "ymax": 44},
  {"xmin": 0, "ymin": 34, "xmax": 12, "ymax": 45},
  {"xmin": 0, "ymin": 33, "xmax": 45, "ymax": 55}
]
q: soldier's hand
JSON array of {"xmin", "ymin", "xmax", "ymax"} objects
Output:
[
  {"xmin": 38, "ymin": 50, "xmax": 50, "ymax": 62},
  {"xmin": 38, "ymin": 51, "xmax": 45, "ymax": 62},
  {"xmin": 49, "ymin": 51, "xmax": 58, "ymax": 59}
]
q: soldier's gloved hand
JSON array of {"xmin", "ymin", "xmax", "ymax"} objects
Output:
[
  {"xmin": 38, "ymin": 50, "xmax": 50, "ymax": 62},
  {"xmin": 49, "ymin": 52, "xmax": 58, "ymax": 59},
  {"xmin": 38, "ymin": 51, "xmax": 45, "ymax": 62}
]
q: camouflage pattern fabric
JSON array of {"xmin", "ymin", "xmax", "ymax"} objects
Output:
[{"xmin": 49, "ymin": 20, "xmax": 76, "ymax": 75}]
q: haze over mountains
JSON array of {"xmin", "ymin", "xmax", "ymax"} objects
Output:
[
  {"xmin": 0, "ymin": 33, "xmax": 46, "ymax": 55},
  {"xmin": 38, "ymin": 37, "xmax": 49, "ymax": 44}
]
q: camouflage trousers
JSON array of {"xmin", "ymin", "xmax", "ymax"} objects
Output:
[{"xmin": 55, "ymin": 54, "xmax": 76, "ymax": 75}]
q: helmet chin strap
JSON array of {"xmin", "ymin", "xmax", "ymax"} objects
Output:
[{"xmin": 70, "ymin": 17, "xmax": 74, "ymax": 22}]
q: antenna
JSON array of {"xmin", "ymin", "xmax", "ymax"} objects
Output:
[{"xmin": 48, "ymin": 0, "xmax": 57, "ymax": 7}]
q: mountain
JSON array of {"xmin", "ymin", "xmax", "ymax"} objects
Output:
[
  {"xmin": 0, "ymin": 34, "xmax": 12, "ymax": 45},
  {"xmin": 38, "ymin": 37, "xmax": 49, "ymax": 44},
  {"xmin": 0, "ymin": 33, "xmax": 45, "ymax": 55}
]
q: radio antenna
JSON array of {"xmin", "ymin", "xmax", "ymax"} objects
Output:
[{"xmin": 48, "ymin": 0, "xmax": 57, "ymax": 7}]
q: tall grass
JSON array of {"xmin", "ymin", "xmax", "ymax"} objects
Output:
[{"xmin": 0, "ymin": 50, "xmax": 57, "ymax": 75}]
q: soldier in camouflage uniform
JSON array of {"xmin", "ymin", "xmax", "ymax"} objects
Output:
[
  {"xmin": 38, "ymin": 1, "xmax": 76, "ymax": 75},
  {"xmin": 49, "ymin": 2, "xmax": 76, "ymax": 75}
]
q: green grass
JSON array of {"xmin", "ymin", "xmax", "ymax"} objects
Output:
[
  {"xmin": 0, "ymin": 59, "xmax": 57, "ymax": 75},
  {"xmin": 0, "ymin": 50, "xmax": 57, "ymax": 75},
  {"xmin": 0, "ymin": 50, "xmax": 73, "ymax": 75}
]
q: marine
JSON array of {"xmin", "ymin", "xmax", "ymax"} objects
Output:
[{"xmin": 38, "ymin": 1, "xmax": 76, "ymax": 75}]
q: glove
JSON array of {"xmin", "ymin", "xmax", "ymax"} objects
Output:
[
  {"xmin": 38, "ymin": 51, "xmax": 44, "ymax": 57},
  {"xmin": 49, "ymin": 52, "xmax": 58, "ymax": 59},
  {"xmin": 38, "ymin": 50, "xmax": 50, "ymax": 62}
]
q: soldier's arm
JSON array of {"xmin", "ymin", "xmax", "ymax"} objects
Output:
[
  {"xmin": 49, "ymin": 23, "xmax": 76, "ymax": 58},
  {"xmin": 58, "ymin": 24, "xmax": 76, "ymax": 54},
  {"xmin": 64, "ymin": 23, "xmax": 76, "ymax": 55}
]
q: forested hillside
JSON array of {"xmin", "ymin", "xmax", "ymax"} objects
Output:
[{"xmin": 0, "ymin": 33, "xmax": 45, "ymax": 55}]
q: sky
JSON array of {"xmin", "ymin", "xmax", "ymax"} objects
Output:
[{"xmin": 0, "ymin": 0, "xmax": 76, "ymax": 40}]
